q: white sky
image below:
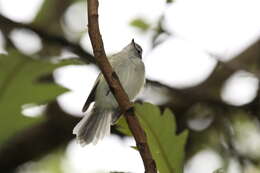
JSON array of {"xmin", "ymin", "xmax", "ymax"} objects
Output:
[{"xmin": 1, "ymin": 0, "xmax": 260, "ymax": 172}]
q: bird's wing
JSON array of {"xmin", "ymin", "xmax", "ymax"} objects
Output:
[
  {"xmin": 109, "ymin": 53, "xmax": 121, "ymax": 66},
  {"xmin": 82, "ymin": 54, "xmax": 120, "ymax": 112},
  {"xmin": 82, "ymin": 73, "xmax": 102, "ymax": 112}
]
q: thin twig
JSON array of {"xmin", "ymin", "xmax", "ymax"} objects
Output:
[{"xmin": 87, "ymin": 0, "xmax": 157, "ymax": 172}]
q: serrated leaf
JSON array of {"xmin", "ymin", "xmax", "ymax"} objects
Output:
[
  {"xmin": 130, "ymin": 18, "xmax": 150, "ymax": 32},
  {"xmin": 0, "ymin": 50, "xmax": 70, "ymax": 143},
  {"xmin": 135, "ymin": 103, "xmax": 188, "ymax": 173}
]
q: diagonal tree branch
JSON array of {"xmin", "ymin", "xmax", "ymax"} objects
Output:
[{"xmin": 87, "ymin": 0, "xmax": 157, "ymax": 172}]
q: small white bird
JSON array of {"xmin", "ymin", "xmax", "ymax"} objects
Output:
[{"xmin": 73, "ymin": 39, "xmax": 145, "ymax": 146}]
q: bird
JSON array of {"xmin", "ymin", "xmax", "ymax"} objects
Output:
[{"xmin": 73, "ymin": 39, "xmax": 145, "ymax": 146}]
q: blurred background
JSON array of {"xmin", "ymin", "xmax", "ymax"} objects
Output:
[{"xmin": 1, "ymin": 0, "xmax": 260, "ymax": 172}]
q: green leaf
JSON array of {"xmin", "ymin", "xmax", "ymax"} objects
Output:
[
  {"xmin": 130, "ymin": 18, "xmax": 150, "ymax": 32},
  {"xmin": 0, "ymin": 50, "xmax": 69, "ymax": 143},
  {"xmin": 135, "ymin": 103, "xmax": 188, "ymax": 173},
  {"xmin": 115, "ymin": 116, "xmax": 132, "ymax": 136}
]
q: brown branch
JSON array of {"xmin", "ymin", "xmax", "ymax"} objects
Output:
[{"xmin": 87, "ymin": 0, "xmax": 157, "ymax": 172}]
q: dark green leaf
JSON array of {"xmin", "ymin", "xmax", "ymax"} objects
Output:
[{"xmin": 0, "ymin": 50, "xmax": 70, "ymax": 142}]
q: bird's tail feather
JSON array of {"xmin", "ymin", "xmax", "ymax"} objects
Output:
[{"xmin": 73, "ymin": 107, "xmax": 113, "ymax": 146}]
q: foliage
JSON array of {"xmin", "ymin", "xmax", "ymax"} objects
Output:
[
  {"xmin": 116, "ymin": 103, "xmax": 189, "ymax": 173},
  {"xmin": 116, "ymin": 115, "xmax": 132, "ymax": 136},
  {"xmin": 0, "ymin": 50, "xmax": 70, "ymax": 143},
  {"xmin": 18, "ymin": 150, "xmax": 65, "ymax": 173},
  {"xmin": 130, "ymin": 18, "xmax": 150, "ymax": 32},
  {"xmin": 33, "ymin": 0, "xmax": 73, "ymax": 35},
  {"xmin": 135, "ymin": 103, "xmax": 188, "ymax": 173}
]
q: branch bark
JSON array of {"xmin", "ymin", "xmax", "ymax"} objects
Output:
[{"xmin": 87, "ymin": 0, "xmax": 157, "ymax": 172}]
